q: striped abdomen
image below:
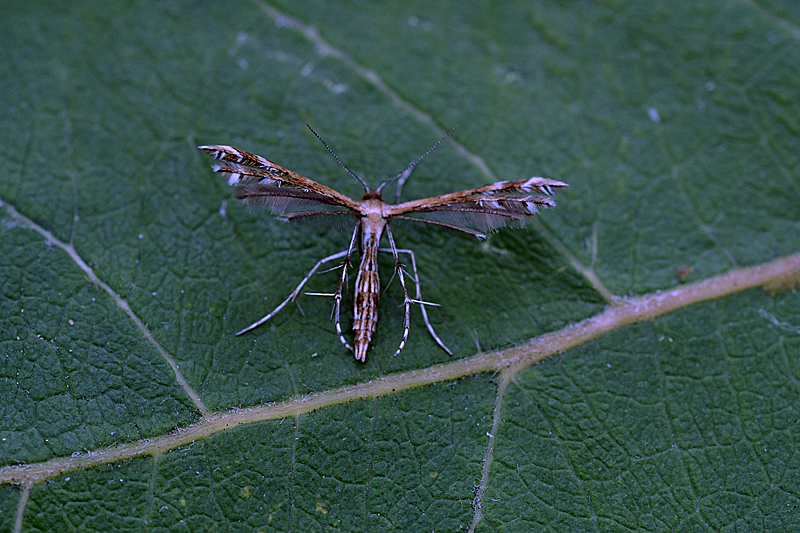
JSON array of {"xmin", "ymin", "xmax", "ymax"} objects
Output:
[{"xmin": 353, "ymin": 222, "xmax": 383, "ymax": 362}]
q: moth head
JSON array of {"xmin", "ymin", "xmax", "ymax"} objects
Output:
[{"xmin": 361, "ymin": 190, "xmax": 382, "ymax": 201}]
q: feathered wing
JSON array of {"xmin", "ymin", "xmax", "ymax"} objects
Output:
[
  {"xmin": 387, "ymin": 177, "xmax": 568, "ymax": 238},
  {"xmin": 199, "ymin": 144, "xmax": 361, "ymax": 220}
]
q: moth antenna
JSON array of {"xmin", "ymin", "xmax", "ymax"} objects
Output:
[
  {"xmin": 377, "ymin": 125, "xmax": 458, "ymax": 202},
  {"xmin": 306, "ymin": 123, "xmax": 371, "ymax": 192}
]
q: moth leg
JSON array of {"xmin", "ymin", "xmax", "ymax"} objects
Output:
[
  {"xmin": 383, "ymin": 225, "xmax": 411, "ymax": 357},
  {"xmin": 235, "ymin": 249, "xmax": 351, "ymax": 336},
  {"xmin": 378, "ymin": 244, "xmax": 454, "ymax": 356},
  {"xmin": 332, "ymin": 225, "xmax": 359, "ymax": 352}
]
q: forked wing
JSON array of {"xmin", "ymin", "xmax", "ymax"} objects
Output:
[
  {"xmin": 387, "ymin": 177, "xmax": 568, "ymax": 238},
  {"xmin": 199, "ymin": 144, "xmax": 361, "ymax": 218}
]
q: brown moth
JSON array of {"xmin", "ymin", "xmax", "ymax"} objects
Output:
[{"xmin": 200, "ymin": 126, "xmax": 567, "ymax": 362}]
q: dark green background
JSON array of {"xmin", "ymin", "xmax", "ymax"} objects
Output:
[{"xmin": 2, "ymin": 0, "xmax": 799, "ymax": 530}]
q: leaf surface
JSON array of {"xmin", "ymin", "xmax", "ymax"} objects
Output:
[{"xmin": 2, "ymin": 0, "xmax": 799, "ymax": 531}]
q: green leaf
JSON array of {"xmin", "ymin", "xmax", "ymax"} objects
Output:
[{"xmin": 2, "ymin": 0, "xmax": 800, "ymax": 531}]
